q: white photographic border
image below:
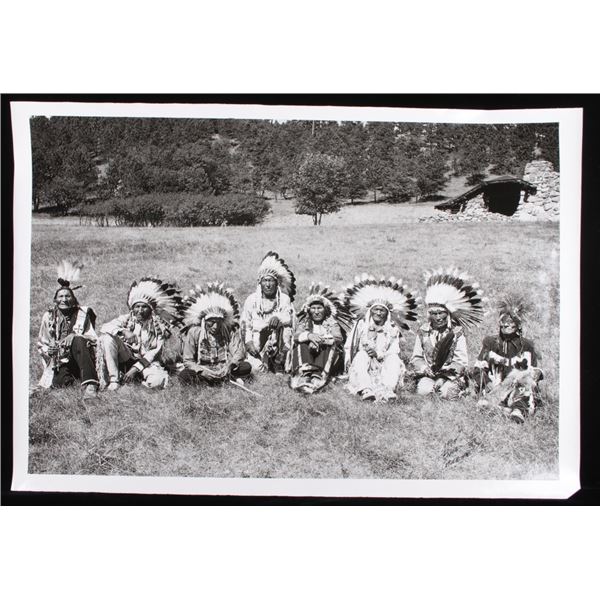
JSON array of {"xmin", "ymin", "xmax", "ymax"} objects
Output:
[{"xmin": 10, "ymin": 101, "xmax": 582, "ymax": 498}]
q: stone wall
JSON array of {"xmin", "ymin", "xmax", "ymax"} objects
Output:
[
  {"xmin": 419, "ymin": 160, "xmax": 560, "ymax": 223},
  {"xmin": 419, "ymin": 196, "xmax": 512, "ymax": 223},
  {"xmin": 514, "ymin": 160, "xmax": 560, "ymax": 222}
]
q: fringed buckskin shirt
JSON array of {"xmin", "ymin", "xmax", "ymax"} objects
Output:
[
  {"xmin": 101, "ymin": 313, "xmax": 165, "ymax": 369},
  {"xmin": 241, "ymin": 289, "xmax": 294, "ymax": 344},
  {"xmin": 38, "ymin": 305, "xmax": 97, "ymax": 361},
  {"xmin": 183, "ymin": 325, "xmax": 245, "ymax": 369},
  {"xmin": 345, "ymin": 317, "xmax": 400, "ymax": 366}
]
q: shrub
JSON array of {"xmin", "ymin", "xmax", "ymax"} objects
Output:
[
  {"xmin": 465, "ymin": 172, "xmax": 487, "ymax": 187},
  {"xmin": 111, "ymin": 195, "xmax": 166, "ymax": 226},
  {"xmin": 164, "ymin": 193, "xmax": 270, "ymax": 226},
  {"xmin": 78, "ymin": 193, "xmax": 270, "ymax": 227},
  {"xmin": 216, "ymin": 193, "xmax": 270, "ymax": 225},
  {"xmin": 77, "ymin": 201, "xmax": 113, "ymax": 226}
]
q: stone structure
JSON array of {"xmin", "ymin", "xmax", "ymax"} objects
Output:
[
  {"xmin": 419, "ymin": 160, "xmax": 560, "ymax": 223},
  {"xmin": 420, "ymin": 197, "xmax": 513, "ymax": 223},
  {"xmin": 514, "ymin": 160, "xmax": 560, "ymax": 221}
]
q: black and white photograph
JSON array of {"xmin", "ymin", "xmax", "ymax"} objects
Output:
[{"xmin": 10, "ymin": 101, "xmax": 581, "ymax": 498}]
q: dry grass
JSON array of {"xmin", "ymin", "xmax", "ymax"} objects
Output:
[
  {"xmin": 27, "ymin": 201, "xmax": 560, "ymax": 480},
  {"xmin": 264, "ymin": 197, "xmax": 439, "ymax": 227}
]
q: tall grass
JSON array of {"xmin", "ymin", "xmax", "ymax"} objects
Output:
[{"xmin": 27, "ymin": 205, "xmax": 560, "ymax": 479}]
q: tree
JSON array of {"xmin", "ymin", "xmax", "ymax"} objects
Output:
[
  {"xmin": 31, "ymin": 140, "xmax": 61, "ymax": 211},
  {"xmin": 488, "ymin": 125, "xmax": 519, "ymax": 176},
  {"xmin": 535, "ymin": 123, "xmax": 560, "ymax": 170},
  {"xmin": 364, "ymin": 122, "xmax": 396, "ymax": 202},
  {"xmin": 343, "ymin": 160, "xmax": 369, "ymax": 203},
  {"xmin": 28, "ymin": 116, "xmax": 561, "ymax": 221},
  {"xmin": 338, "ymin": 122, "xmax": 369, "ymax": 203},
  {"xmin": 412, "ymin": 149, "xmax": 448, "ymax": 201},
  {"xmin": 455, "ymin": 127, "xmax": 489, "ymax": 183},
  {"xmin": 508, "ymin": 123, "xmax": 560, "ymax": 172},
  {"xmin": 293, "ymin": 153, "xmax": 346, "ymax": 225},
  {"xmin": 30, "ymin": 117, "xmax": 97, "ymax": 212},
  {"xmin": 62, "ymin": 143, "xmax": 97, "ymax": 188},
  {"xmin": 382, "ymin": 170, "xmax": 417, "ymax": 203},
  {"xmin": 381, "ymin": 172, "xmax": 417, "ymax": 203},
  {"xmin": 46, "ymin": 176, "xmax": 86, "ymax": 215},
  {"xmin": 381, "ymin": 142, "xmax": 417, "ymax": 203}
]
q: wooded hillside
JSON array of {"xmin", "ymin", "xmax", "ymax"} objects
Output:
[{"xmin": 30, "ymin": 116, "xmax": 559, "ymax": 214}]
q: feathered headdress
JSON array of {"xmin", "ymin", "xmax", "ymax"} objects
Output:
[
  {"xmin": 56, "ymin": 260, "xmax": 84, "ymax": 291},
  {"xmin": 497, "ymin": 293, "xmax": 531, "ymax": 329},
  {"xmin": 256, "ymin": 251, "xmax": 296, "ymax": 301},
  {"xmin": 344, "ymin": 274, "xmax": 419, "ymax": 330},
  {"xmin": 181, "ymin": 282, "xmax": 240, "ymax": 336},
  {"xmin": 297, "ymin": 282, "xmax": 354, "ymax": 334},
  {"xmin": 424, "ymin": 267, "xmax": 485, "ymax": 329},
  {"xmin": 127, "ymin": 278, "xmax": 184, "ymax": 323}
]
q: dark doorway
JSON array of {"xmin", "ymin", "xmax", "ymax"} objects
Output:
[{"xmin": 483, "ymin": 183, "xmax": 522, "ymax": 216}]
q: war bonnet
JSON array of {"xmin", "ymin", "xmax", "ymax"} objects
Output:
[
  {"xmin": 344, "ymin": 273, "xmax": 419, "ymax": 331},
  {"xmin": 423, "ymin": 267, "xmax": 485, "ymax": 329},
  {"xmin": 127, "ymin": 278, "xmax": 183, "ymax": 323},
  {"xmin": 256, "ymin": 251, "xmax": 296, "ymax": 302},
  {"xmin": 182, "ymin": 281, "xmax": 240, "ymax": 337},
  {"xmin": 297, "ymin": 282, "xmax": 353, "ymax": 334}
]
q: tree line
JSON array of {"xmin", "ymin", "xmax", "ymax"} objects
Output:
[{"xmin": 30, "ymin": 116, "xmax": 559, "ymax": 224}]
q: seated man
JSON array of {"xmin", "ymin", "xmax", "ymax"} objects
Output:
[
  {"xmin": 290, "ymin": 283, "xmax": 351, "ymax": 394},
  {"xmin": 344, "ymin": 275, "xmax": 418, "ymax": 403},
  {"xmin": 411, "ymin": 268, "xmax": 484, "ymax": 400},
  {"xmin": 179, "ymin": 282, "xmax": 251, "ymax": 385},
  {"xmin": 472, "ymin": 294, "xmax": 543, "ymax": 423},
  {"xmin": 37, "ymin": 260, "xmax": 99, "ymax": 399},
  {"xmin": 99, "ymin": 278, "xmax": 183, "ymax": 390},
  {"xmin": 242, "ymin": 251, "xmax": 296, "ymax": 373}
]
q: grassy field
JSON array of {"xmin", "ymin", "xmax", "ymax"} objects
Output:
[{"xmin": 27, "ymin": 200, "xmax": 560, "ymax": 480}]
